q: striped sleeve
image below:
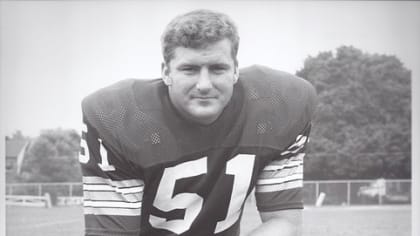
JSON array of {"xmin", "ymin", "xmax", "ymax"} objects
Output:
[
  {"xmin": 79, "ymin": 118, "xmax": 144, "ymax": 236},
  {"xmin": 255, "ymin": 124, "xmax": 311, "ymax": 212},
  {"xmin": 83, "ymin": 176, "xmax": 144, "ymax": 216}
]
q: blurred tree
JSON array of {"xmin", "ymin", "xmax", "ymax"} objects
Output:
[
  {"xmin": 297, "ymin": 46, "xmax": 411, "ymax": 180},
  {"xmin": 5, "ymin": 130, "xmax": 31, "ymax": 183},
  {"xmin": 19, "ymin": 128, "xmax": 82, "ymax": 182},
  {"xmin": 6, "ymin": 130, "xmax": 30, "ymax": 141}
]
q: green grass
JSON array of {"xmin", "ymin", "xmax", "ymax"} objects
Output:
[
  {"xmin": 6, "ymin": 205, "xmax": 84, "ymax": 236},
  {"xmin": 302, "ymin": 206, "xmax": 411, "ymax": 236},
  {"xmin": 6, "ymin": 203, "xmax": 411, "ymax": 236}
]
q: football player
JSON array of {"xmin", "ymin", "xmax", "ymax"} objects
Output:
[{"xmin": 79, "ymin": 9, "xmax": 317, "ymax": 236}]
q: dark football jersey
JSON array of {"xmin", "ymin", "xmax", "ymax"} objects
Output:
[{"xmin": 79, "ymin": 65, "xmax": 317, "ymax": 236}]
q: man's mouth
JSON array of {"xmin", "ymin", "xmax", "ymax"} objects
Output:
[{"xmin": 192, "ymin": 96, "xmax": 216, "ymax": 99}]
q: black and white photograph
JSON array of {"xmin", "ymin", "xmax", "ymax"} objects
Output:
[{"xmin": 1, "ymin": 1, "xmax": 419, "ymax": 236}]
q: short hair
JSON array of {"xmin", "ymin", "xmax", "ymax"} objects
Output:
[{"xmin": 161, "ymin": 9, "xmax": 240, "ymax": 65}]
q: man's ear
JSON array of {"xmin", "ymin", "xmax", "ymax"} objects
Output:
[
  {"xmin": 233, "ymin": 66, "xmax": 239, "ymax": 84},
  {"xmin": 161, "ymin": 62, "xmax": 172, "ymax": 85}
]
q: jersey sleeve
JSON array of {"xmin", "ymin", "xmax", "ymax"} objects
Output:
[
  {"xmin": 79, "ymin": 116, "xmax": 144, "ymax": 236},
  {"xmin": 255, "ymin": 123, "xmax": 311, "ymax": 212}
]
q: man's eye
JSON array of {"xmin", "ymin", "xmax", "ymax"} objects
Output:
[
  {"xmin": 211, "ymin": 67, "xmax": 227, "ymax": 74},
  {"xmin": 181, "ymin": 67, "xmax": 197, "ymax": 72}
]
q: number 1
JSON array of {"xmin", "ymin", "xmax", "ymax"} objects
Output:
[{"xmin": 215, "ymin": 154, "xmax": 254, "ymax": 233}]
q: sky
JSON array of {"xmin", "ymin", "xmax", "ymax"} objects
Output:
[{"xmin": 1, "ymin": 1, "xmax": 420, "ymax": 137}]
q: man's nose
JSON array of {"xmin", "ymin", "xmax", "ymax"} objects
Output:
[{"xmin": 196, "ymin": 69, "xmax": 213, "ymax": 93}]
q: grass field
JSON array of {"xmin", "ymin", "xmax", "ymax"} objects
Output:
[{"xmin": 6, "ymin": 203, "xmax": 411, "ymax": 236}]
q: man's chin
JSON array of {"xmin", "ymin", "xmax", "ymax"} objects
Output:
[{"xmin": 188, "ymin": 107, "xmax": 222, "ymax": 124}]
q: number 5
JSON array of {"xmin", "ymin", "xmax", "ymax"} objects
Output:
[
  {"xmin": 149, "ymin": 154, "xmax": 255, "ymax": 234},
  {"xmin": 149, "ymin": 158, "xmax": 206, "ymax": 234}
]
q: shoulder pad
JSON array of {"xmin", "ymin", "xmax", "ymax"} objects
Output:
[
  {"xmin": 238, "ymin": 65, "xmax": 317, "ymax": 149},
  {"xmin": 82, "ymin": 79, "xmax": 178, "ymax": 166}
]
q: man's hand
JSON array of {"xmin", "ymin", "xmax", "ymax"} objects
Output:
[{"xmin": 246, "ymin": 209, "xmax": 302, "ymax": 236}]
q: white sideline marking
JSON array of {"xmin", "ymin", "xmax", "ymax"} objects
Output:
[
  {"xmin": 8, "ymin": 219, "xmax": 81, "ymax": 230},
  {"xmin": 304, "ymin": 205, "xmax": 411, "ymax": 211}
]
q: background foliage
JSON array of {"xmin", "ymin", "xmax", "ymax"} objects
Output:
[
  {"xmin": 297, "ymin": 46, "xmax": 411, "ymax": 180},
  {"xmin": 18, "ymin": 129, "xmax": 82, "ymax": 182}
]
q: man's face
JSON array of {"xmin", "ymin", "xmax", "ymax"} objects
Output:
[{"xmin": 162, "ymin": 39, "xmax": 238, "ymax": 125}]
